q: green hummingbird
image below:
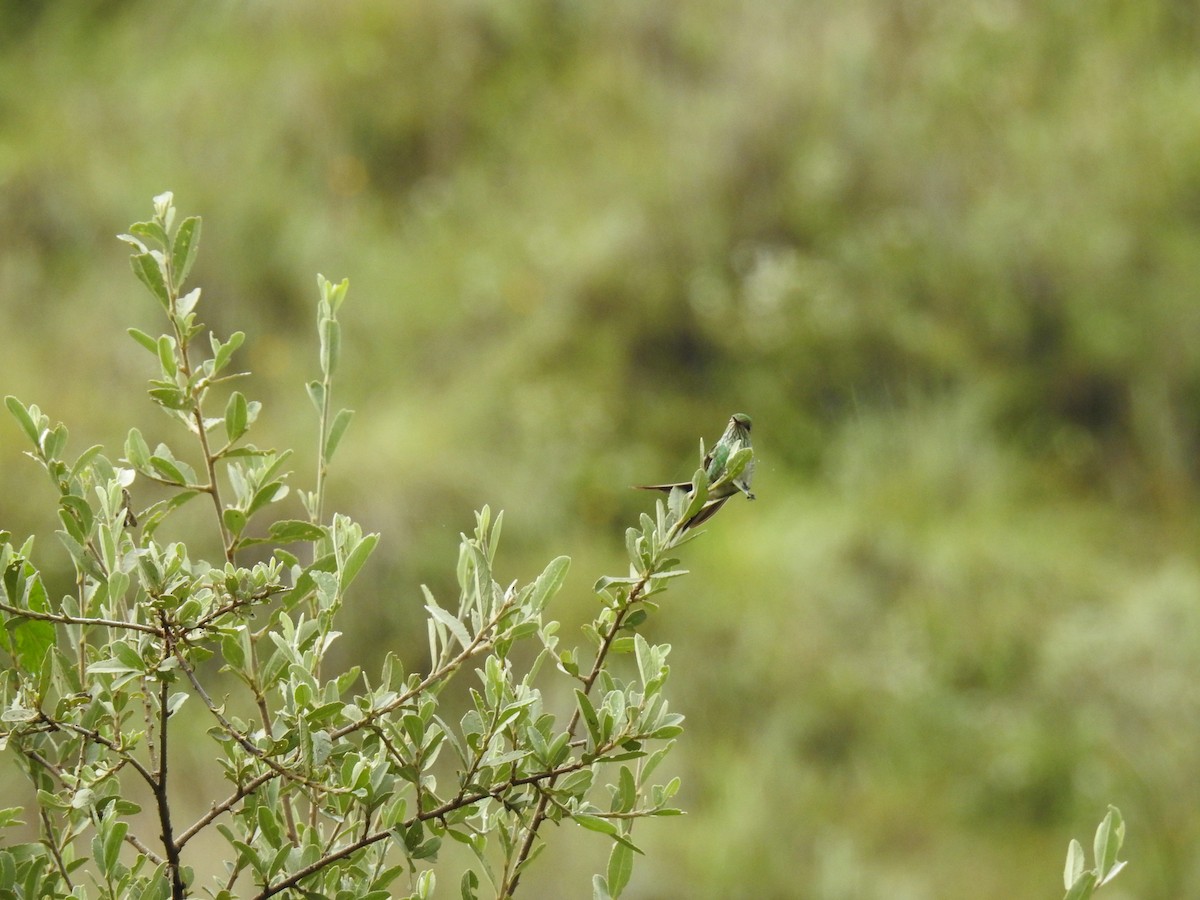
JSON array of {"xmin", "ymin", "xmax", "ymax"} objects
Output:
[{"xmin": 637, "ymin": 412, "xmax": 755, "ymax": 529}]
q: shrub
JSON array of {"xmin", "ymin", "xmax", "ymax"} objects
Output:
[{"xmin": 0, "ymin": 193, "xmax": 753, "ymax": 899}]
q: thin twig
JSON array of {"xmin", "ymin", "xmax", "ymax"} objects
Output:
[
  {"xmin": 501, "ymin": 563, "xmax": 654, "ymax": 897},
  {"xmin": 153, "ymin": 644, "xmax": 185, "ymax": 900},
  {"xmin": 251, "ymin": 751, "xmax": 608, "ymax": 900},
  {"xmin": 0, "ymin": 601, "xmax": 161, "ymax": 635}
]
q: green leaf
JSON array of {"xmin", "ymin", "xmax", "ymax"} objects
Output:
[
  {"xmin": 259, "ymin": 448, "xmax": 293, "ymax": 483},
  {"xmin": 412, "ymin": 836, "xmax": 442, "ymax": 860},
  {"xmin": 633, "ymin": 634, "xmax": 654, "ymax": 686},
  {"xmin": 149, "ymin": 455, "xmax": 189, "ymax": 485},
  {"xmin": 318, "ymin": 274, "xmax": 350, "ymax": 311},
  {"xmin": 720, "ymin": 445, "xmax": 753, "ymax": 484},
  {"xmin": 42, "ymin": 422, "xmax": 67, "ymax": 461},
  {"xmin": 1100, "ymin": 860, "xmax": 1128, "ymax": 888},
  {"xmin": 140, "ymin": 490, "xmax": 200, "ymax": 535},
  {"xmin": 8, "ymin": 572, "xmax": 54, "ymax": 673},
  {"xmin": 166, "ymin": 692, "xmax": 189, "ymax": 716},
  {"xmin": 101, "ymin": 819, "xmax": 128, "ymax": 874},
  {"xmin": 616, "ymin": 765, "xmax": 637, "ymax": 814},
  {"xmin": 575, "ymin": 689, "xmax": 602, "ymax": 748},
  {"xmin": 305, "ymin": 380, "xmax": 325, "ymax": 413},
  {"xmin": 221, "ymin": 631, "xmax": 247, "ymax": 673},
  {"xmin": 574, "ymin": 813, "xmax": 619, "ymax": 838},
  {"xmin": 129, "ymin": 219, "xmax": 168, "ymax": 248},
  {"xmin": 558, "ymin": 650, "xmax": 580, "ymax": 678},
  {"xmin": 152, "ymin": 445, "xmax": 195, "ymax": 483},
  {"xmin": 220, "ymin": 446, "xmax": 270, "ymax": 460},
  {"xmin": 246, "ymin": 481, "xmax": 288, "ymax": 518},
  {"xmin": 156, "ymin": 335, "xmax": 176, "ymax": 376},
  {"xmin": 594, "ymin": 575, "xmax": 641, "ymax": 594},
  {"xmin": 529, "ymin": 556, "xmax": 570, "ymax": 612},
  {"xmin": 340, "ymin": 532, "xmax": 378, "ymax": 589},
  {"xmin": 1064, "ymin": 838, "xmax": 1085, "ymax": 890},
  {"xmin": 427, "ymin": 602, "xmax": 472, "ymax": 651},
  {"xmin": 283, "ymin": 552, "xmax": 337, "ymax": 608},
  {"xmin": 176, "ymin": 287, "xmax": 201, "ymax": 319},
  {"xmin": 68, "ymin": 444, "xmax": 104, "ymax": 483},
  {"xmin": 212, "ymin": 331, "xmax": 245, "ymax": 374},
  {"xmin": 309, "ymin": 729, "xmax": 333, "ymax": 766},
  {"xmin": 1093, "ymin": 808, "xmax": 1119, "ymax": 876},
  {"xmin": 113, "ymin": 640, "xmax": 145, "ymax": 671},
  {"xmin": 129, "ymin": 218, "xmax": 169, "ymax": 247},
  {"xmin": 0, "ymin": 808, "xmax": 24, "ymax": 828},
  {"xmin": 1064, "ymin": 870, "xmax": 1097, "ymax": 900},
  {"xmin": 4, "ymin": 396, "xmax": 39, "ymax": 445},
  {"xmin": 257, "ymin": 805, "xmax": 282, "ymax": 849},
  {"xmin": 267, "ymin": 520, "xmax": 328, "ymax": 544},
  {"xmin": 87, "ymin": 656, "xmax": 139, "ymax": 676},
  {"xmin": 224, "ymin": 391, "xmax": 248, "ymax": 443},
  {"xmin": 127, "ymin": 327, "xmax": 159, "ymax": 353},
  {"xmin": 1094, "ymin": 805, "xmax": 1125, "ymax": 883},
  {"xmin": 148, "ymin": 385, "xmax": 189, "ymax": 410},
  {"xmin": 131, "ymin": 252, "xmax": 171, "ymax": 309},
  {"xmin": 622, "ymin": 609, "xmax": 648, "ymax": 630},
  {"xmin": 223, "ymin": 508, "xmax": 247, "ymax": 537},
  {"xmin": 125, "ymin": 427, "xmax": 152, "ymax": 470},
  {"xmin": 171, "ymin": 215, "xmax": 201, "ymax": 290},
  {"xmin": 319, "ymin": 317, "xmax": 340, "ymax": 376},
  {"xmin": 606, "ymin": 842, "xmax": 634, "ymax": 898},
  {"xmin": 323, "ymin": 408, "xmax": 354, "ymax": 462},
  {"xmin": 460, "ymin": 869, "xmax": 480, "ymax": 900},
  {"xmin": 58, "ymin": 495, "xmax": 94, "ymax": 541}
]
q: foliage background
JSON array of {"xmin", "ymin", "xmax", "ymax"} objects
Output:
[{"xmin": 2, "ymin": 1, "xmax": 1198, "ymax": 896}]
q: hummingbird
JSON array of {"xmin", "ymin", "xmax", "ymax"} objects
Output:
[{"xmin": 637, "ymin": 413, "xmax": 755, "ymax": 530}]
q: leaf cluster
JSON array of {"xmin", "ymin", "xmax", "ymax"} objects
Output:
[
  {"xmin": 0, "ymin": 194, "xmax": 749, "ymax": 899},
  {"xmin": 1062, "ymin": 806, "xmax": 1127, "ymax": 900}
]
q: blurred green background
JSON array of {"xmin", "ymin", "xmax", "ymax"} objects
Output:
[{"xmin": 3, "ymin": 1, "xmax": 1199, "ymax": 896}]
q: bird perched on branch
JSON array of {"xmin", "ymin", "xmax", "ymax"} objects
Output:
[{"xmin": 637, "ymin": 412, "xmax": 755, "ymax": 530}]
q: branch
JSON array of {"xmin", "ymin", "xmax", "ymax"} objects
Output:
[
  {"xmin": 331, "ymin": 588, "xmax": 519, "ymax": 741},
  {"xmin": 251, "ymin": 750, "xmax": 612, "ymax": 900},
  {"xmin": 46, "ymin": 717, "xmax": 158, "ymax": 790},
  {"xmin": 152, "ymin": 654, "xmax": 186, "ymax": 900},
  {"xmin": 502, "ymin": 560, "xmax": 657, "ymax": 897},
  {"xmin": 0, "ymin": 602, "xmax": 162, "ymax": 635},
  {"xmin": 171, "ymin": 639, "xmax": 342, "ymax": 794},
  {"xmin": 177, "ymin": 769, "xmax": 276, "ymax": 849}
]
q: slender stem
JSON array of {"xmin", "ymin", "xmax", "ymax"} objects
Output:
[
  {"xmin": 177, "ymin": 769, "xmax": 277, "ymax": 849},
  {"xmin": 251, "ymin": 752, "xmax": 607, "ymax": 900},
  {"xmin": 501, "ymin": 592, "xmax": 642, "ymax": 896},
  {"xmin": 501, "ymin": 516, "xmax": 686, "ymax": 898},
  {"xmin": 175, "ymin": 590, "xmax": 517, "ymax": 855},
  {"xmin": 49, "ymin": 720, "xmax": 157, "ymax": 788},
  {"xmin": 25, "ymin": 746, "xmax": 164, "ymax": 865},
  {"xmin": 0, "ymin": 601, "xmax": 162, "ymax": 635},
  {"xmin": 39, "ymin": 806, "xmax": 73, "ymax": 890},
  {"xmin": 193, "ymin": 402, "xmax": 233, "ymax": 563},
  {"xmin": 171, "ymin": 641, "xmax": 335, "ymax": 791},
  {"xmin": 253, "ymin": 685, "xmax": 299, "ymax": 846},
  {"xmin": 144, "ymin": 687, "xmax": 159, "ymax": 774},
  {"xmin": 162, "ymin": 251, "xmax": 233, "ymax": 564},
  {"xmin": 330, "ymin": 590, "xmax": 518, "ymax": 740},
  {"xmin": 314, "ymin": 369, "xmax": 331, "ymax": 528},
  {"xmin": 154, "ymin": 666, "xmax": 185, "ymax": 900}
]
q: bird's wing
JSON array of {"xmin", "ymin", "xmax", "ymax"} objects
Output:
[
  {"xmin": 634, "ymin": 482, "xmax": 690, "ymax": 493},
  {"xmin": 682, "ymin": 496, "xmax": 729, "ymax": 530}
]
